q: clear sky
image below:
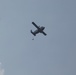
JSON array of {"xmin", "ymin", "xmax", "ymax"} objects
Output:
[{"xmin": 0, "ymin": 0, "xmax": 76, "ymax": 75}]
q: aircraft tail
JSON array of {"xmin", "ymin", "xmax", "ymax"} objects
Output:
[{"xmin": 30, "ymin": 30, "xmax": 36, "ymax": 36}]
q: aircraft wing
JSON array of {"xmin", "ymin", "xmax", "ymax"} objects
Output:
[
  {"xmin": 32, "ymin": 22, "xmax": 40, "ymax": 29},
  {"xmin": 42, "ymin": 31, "xmax": 47, "ymax": 36}
]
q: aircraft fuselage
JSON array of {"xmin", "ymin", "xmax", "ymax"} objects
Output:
[{"xmin": 38, "ymin": 26, "xmax": 45, "ymax": 33}]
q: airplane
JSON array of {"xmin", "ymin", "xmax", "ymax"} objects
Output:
[{"xmin": 30, "ymin": 22, "xmax": 47, "ymax": 36}]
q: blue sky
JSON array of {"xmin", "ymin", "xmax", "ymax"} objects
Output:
[{"xmin": 0, "ymin": 0, "xmax": 76, "ymax": 75}]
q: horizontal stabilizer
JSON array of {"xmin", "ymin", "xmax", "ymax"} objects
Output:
[{"xmin": 30, "ymin": 30, "xmax": 36, "ymax": 36}]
